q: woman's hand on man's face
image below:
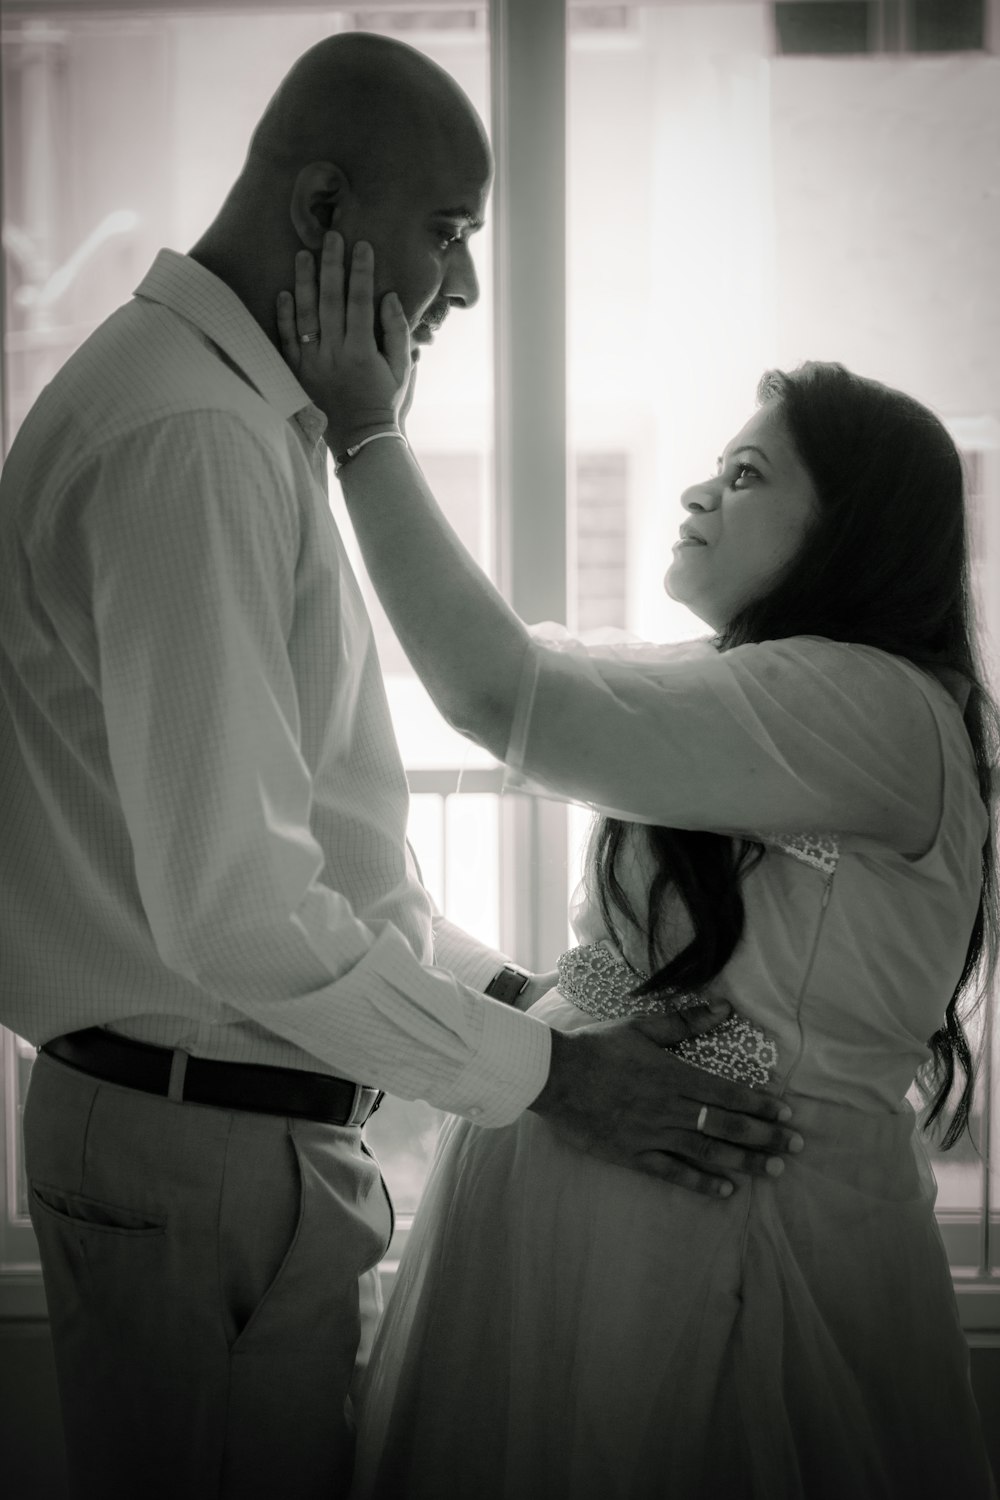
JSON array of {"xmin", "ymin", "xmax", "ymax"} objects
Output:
[{"xmin": 276, "ymin": 232, "xmax": 412, "ymax": 453}]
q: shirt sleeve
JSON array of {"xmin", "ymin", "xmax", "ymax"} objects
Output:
[
  {"xmin": 63, "ymin": 413, "xmax": 550, "ymax": 1126},
  {"xmin": 431, "ymin": 911, "xmax": 511, "ymax": 994},
  {"xmin": 505, "ymin": 629, "xmax": 947, "ymax": 852}
]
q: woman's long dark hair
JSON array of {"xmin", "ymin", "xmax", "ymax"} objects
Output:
[{"xmin": 593, "ymin": 361, "xmax": 999, "ymax": 1147}]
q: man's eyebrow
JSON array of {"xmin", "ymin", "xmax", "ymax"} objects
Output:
[{"xmin": 433, "ymin": 206, "xmax": 485, "ymax": 231}]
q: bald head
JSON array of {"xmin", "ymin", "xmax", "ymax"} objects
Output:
[
  {"xmin": 247, "ymin": 32, "xmax": 489, "ymax": 202},
  {"xmin": 190, "ymin": 32, "xmax": 492, "ymax": 355}
]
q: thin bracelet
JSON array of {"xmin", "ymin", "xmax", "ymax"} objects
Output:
[{"xmin": 333, "ymin": 428, "xmax": 406, "ymax": 476}]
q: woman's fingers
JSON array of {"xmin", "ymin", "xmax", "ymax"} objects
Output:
[
  {"xmin": 344, "ymin": 240, "xmax": 375, "ymax": 353},
  {"xmin": 380, "ymin": 291, "xmax": 411, "ymax": 388},
  {"xmin": 294, "ymin": 248, "xmax": 322, "ymax": 341},
  {"xmin": 276, "ymin": 234, "xmax": 408, "ymax": 443},
  {"xmin": 318, "ymin": 231, "xmax": 345, "ymax": 341},
  {"xmin": 276, "ymin": 290, "xmax": 300, "ymax": 371},
  {"xmin": 281, "ymin": 235, "xmax": 401, "ymax": 366}
]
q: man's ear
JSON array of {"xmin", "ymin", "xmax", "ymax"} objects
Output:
[{"xmin": 289, "ymin": 161, "xmax": 351, "ymax": 248}]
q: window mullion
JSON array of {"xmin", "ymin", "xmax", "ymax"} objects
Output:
[{"xmin": 490, "ymin": 0, "xmax": 569, "ymax": 969}]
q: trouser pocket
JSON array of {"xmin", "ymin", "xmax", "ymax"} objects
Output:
[
  {"xmin": 28, "ymin": 1180, "xmax": 168, "ymax": 1317},
  {"xmin": 30, "ymin": 1183, "xmax": 166, "ymax": 1235}
]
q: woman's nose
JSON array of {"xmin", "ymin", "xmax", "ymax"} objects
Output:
[{"xmin": 681, "ymin": 480, "xmax": 721, "ymax": 513}]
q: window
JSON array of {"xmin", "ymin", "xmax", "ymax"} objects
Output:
[
  {"xmin": 2, "ymin": 0, "xmax": 999, "ymax": 1331},
  {"xmin": 774, "ymin": 0, "xmax": 989, "ymax": 56},
  {"xmin": 775, "ymin": 1, "xmax": 872, "ymax": 54},
  {"xmin": 573, "ymin": 453, "xmax": 630, "ymax": 632}
]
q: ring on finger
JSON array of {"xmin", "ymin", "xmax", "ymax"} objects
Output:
[
  {"xmin": 299, "ymin": 331, "xmax": 320, "ymax": 344},
  {"xmin": 696, "ymin": 1105, "xmax": 709, "ymax": 1135}
]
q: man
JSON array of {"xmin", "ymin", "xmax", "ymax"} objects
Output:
[{"xmin": 0, "ymin": 31, "xmax": 799, "ymax": 1500}]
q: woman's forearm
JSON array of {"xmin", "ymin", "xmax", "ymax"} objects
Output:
[{"xmin": 337, "ymin": 437, "xmax": 531, "ymax": 757}]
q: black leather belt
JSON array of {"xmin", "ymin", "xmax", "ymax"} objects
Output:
[{"xmin": 41, "ymin": 1027, "xmax": 383, "ymax": 1128}]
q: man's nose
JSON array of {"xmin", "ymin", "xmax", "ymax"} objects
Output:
[{"xmin": 444, "ymin": 243, "xmax": 480, "ymax": 310}]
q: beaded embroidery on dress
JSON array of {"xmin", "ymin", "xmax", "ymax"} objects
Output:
[
  {"xmin": 556, "ymin": 943, "xmax": 779, "ymax": 1089},
  {"xmin": 754, "ymin": 831, "xmax": 841, "ymax": 877},
  {"xmin": 553, "ymin": 829, "xmax": 842, "ymax": 1089}
]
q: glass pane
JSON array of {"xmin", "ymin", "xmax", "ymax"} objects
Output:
[
  {"xmin": 0, "ymin": 1028, "xmax": 38, "ymax": 1275},
  {"xmin": 364, "ymin": 1093, "xmax": 448, "ymax": 1218},
  {"xmin": 909, "ymin": 1000, "xmax": 991, "ymax": 1277},
  {"xmin": 5, "ymin": 1032, "xmax": 34, "ymax": 1221},
  {"xmin": 367, "ymin": 786, "xmax": 503, "ymax": 1214},
  {"xmin": 567, "ymin": 2, "xmax": 1000, "ymax": 1266},
  {"xmin": 774, "ymin": 2, "xmax": 873, "ymax": 56},
  {"xmin": 1, "ymin": 3, "xmax": 493, "ymax": 1242}
]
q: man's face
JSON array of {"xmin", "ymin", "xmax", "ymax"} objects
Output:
[{"xmin": 341, "ymin": 127, "xmax": 491, "ymax": 359}]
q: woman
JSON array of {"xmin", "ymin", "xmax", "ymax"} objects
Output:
[{"xmin": 278, "ymin": 236, "xmax": 998, "ymax": 1498}]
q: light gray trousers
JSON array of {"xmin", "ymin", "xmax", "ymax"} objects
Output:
[{"xmin": 24, "ymin": 1049, "xmax": 392, "ymax": 1500}]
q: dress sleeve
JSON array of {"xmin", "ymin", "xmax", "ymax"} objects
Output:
[{"xmin": 505, "ymin": 631, "xmax": 949, "ymax": 852}]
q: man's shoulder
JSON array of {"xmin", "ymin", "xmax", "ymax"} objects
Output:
[
  {"xmin": 70, "ymin": 297, "xmax": 276, "ymax": 434},
  {"xmin": 3, "ymin": 301, "xmax": 303, "ymax": 549},
  {"xmin": 11, "ymin": 298, "xmax": 289, "ymax": 481}
]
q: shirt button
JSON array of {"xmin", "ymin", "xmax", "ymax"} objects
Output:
[{"xmin": 467, "ymin": 1106, "xmax": 483, "ymax": 1118}]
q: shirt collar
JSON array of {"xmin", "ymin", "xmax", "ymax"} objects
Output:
[{"xmin": 134, "ymin": 248, "xmax": 327, "ymax": 443}]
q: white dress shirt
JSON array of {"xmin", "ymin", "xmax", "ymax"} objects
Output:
[{"xmin": 0, "ymin": 249, "xmax": 550, "ymax": 1127}]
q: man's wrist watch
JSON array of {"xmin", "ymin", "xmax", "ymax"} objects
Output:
[{"xmin": 484, "ymin": 964, "xmax": 532, "ymax": 1006}]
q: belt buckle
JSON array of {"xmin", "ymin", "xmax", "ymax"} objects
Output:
[
  {"xmin": 346, "ymin": 1083, "xmax": 382, "ymax": 1127},
  {"xmin": 346, "ymin": 1082, "xmax": 365, "ymax": 1127}
]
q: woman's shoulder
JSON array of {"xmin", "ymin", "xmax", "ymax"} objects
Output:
[
  {"xmin": 728, "ymin": 635, "xmax": 970, "ymax": 729},
  {"xmin": 763, "ymin": 638, "xmax": 986, "ymax": 858},
  {"xmin": 527, "ymin": 620, "xmax": 718, "ymax": 668}
]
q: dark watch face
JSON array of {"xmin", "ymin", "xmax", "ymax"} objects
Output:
[{"xmin": 486, "ymin": 966, "xmax": 530, "ymax": 1002}]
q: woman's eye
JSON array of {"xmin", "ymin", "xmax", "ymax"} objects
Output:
[
  {"xmin": 731, "ymin": 461, "xmax": 759, "ymax": 488},
  {"xmin": 435, "ymin": 231, "xmax": 460, "ymax": 252}
]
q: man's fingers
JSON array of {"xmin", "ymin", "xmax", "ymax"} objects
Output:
[
  {"xmin": 630, "ymin": 1013, "xmax": 789, "ymax": 1117},
  {"xmin": 678, "ymin": 1127, "xmax": 790, "ymax": 1179},
  {"xmin": 276, "ymin": 291, "xmax": 300, "ymax": 370},
  {"xmin": 620, "ymin": 1015, "xmax": 802, "ymax": 1157},
  {"xmin": 634, "ymin": 1151, "xmax": 735, "ymax": 1198},
  {"xmin": 632, "ymin": 1002, "xmax": 731, "ymax": 1050},
  {"xmin": 697, "ymin": 1102, "xmax": 804, "ymax": 1158}
]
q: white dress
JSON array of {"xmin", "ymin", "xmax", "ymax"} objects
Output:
[{"xmin": 350, "ymin": 634, "xmax": 997, "ymax": 1499}]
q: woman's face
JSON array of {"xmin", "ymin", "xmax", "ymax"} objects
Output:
[{"xmin": 664, "ymin": 401, "xmax": 820, "ymax": 630}]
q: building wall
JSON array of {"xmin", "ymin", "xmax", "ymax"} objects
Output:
[{"xmin": 770, "ymin": 52, "xmax": 1000, "ymax": 415}]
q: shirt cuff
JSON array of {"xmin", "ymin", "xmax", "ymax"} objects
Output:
[{"xmin": 433, "ymin": 992, "xmax": 552, "ymax": 1127}]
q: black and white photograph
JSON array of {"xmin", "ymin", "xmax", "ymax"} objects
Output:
[{"xmin": 0, "ymin": 2, "xmax": 998, "ymax": 1496}]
